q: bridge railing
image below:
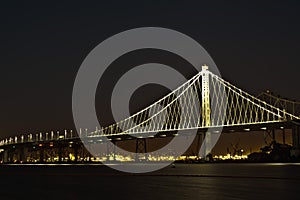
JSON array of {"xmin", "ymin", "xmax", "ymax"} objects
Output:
[{"xmin": 0, "ymin": 129, "xmax": 82, "ymax": 147}]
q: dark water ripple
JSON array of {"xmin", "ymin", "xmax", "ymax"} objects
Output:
[{"xmin": 1, "ymin": 163, "xmax": 300, "ymax": 200}]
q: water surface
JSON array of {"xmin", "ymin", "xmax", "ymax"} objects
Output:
[{"xmin": 1, "ymin": 163, "xmax": 300, "ymax": 200}]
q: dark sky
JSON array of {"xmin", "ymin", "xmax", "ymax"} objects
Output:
[{"xmin": 0, "ymin": 1, "xmax": 299, "ymax": 154}]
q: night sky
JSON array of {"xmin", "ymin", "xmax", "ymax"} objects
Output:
[{"xmin": 1, "ymin": 1, "xmax": 300, "ymax": 154}]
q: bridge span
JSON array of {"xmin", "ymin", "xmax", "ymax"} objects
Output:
[{"xmin": 1, "ymin": 66, "xmax": 300, "ymax": 163}]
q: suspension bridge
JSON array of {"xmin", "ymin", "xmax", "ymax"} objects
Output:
[{"xmin": 1, "ymin": 66, "xmax": 300, "ymax": 163}]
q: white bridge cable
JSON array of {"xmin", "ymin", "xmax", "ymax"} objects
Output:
[
  {"xmin": 209, "ymin": 71, "xmax": 300, "ymax": 122},
  {"xmin": 94, "ymin": 70, "xmax": 300, "ymax": 138},
  {"xmin": 116, "ymin": 72, "xmax": 202, "ymax": 134},
  {"xmin": 3, "ymin": 69, "xmax": 300, "ymax": 146},
  {"xmin": 97, "ymin": 72, "xmax": 203, "ymax": 136}
]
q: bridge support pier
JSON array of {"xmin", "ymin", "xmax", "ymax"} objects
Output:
[
  {"xmin": 3, "ymin": 149, "xmax": 8, "ymax": 163},
  {"xmin": 135, "ymin": 138, "xmax": 147, "ymax": 161},
  {"xmin": 291, "ymin": 124, "xmax": 300, "ymax": 158},
  {"xmin": 292, "ymin": 125, "xmax": 300, "ymax": 148},
  {"xmin": 200, "ymin": 132, "xmax": 212, "ymax": 160},
  {"xmin": 199, "ymin": 133, "xmax": 205, "ymax": 159},
  {"xmin": 19, "ymin": 147, "xmax": 27, "ymax": 163},
  {"xmin": 9, "ymin": 148, "xmax": 15, "ymax": 163},
  {"xmin": 39, "ymin": 148, "xmax": 44, "ymax": 163},
  {"xmin": 272, "ymin": 129, "xmax": 276, "ymax": 143},
  {"xmin": 58, "ymin": 144, "xmax": 63, "ymax": 162},
  {"xmin": 74, "ymin": 144, "xmax": 79, "ymax": 162},
  {"xmin": 205, "ymin": 132, "xmax": 212, "ymax": 158},
  {"xmin": 0, "ymin": 151, "xmax": 3, "ymax": 163},
  {"xmin": 282, "ymin": 129, "xmax": 286, "ymax": 144},
  {"xmin": 195, "ymin": 133, "xmax": 202, "ymax": 158},
  {"xmin": 106, "ymin": 141, "xmax": 116, "ymax": 161}
]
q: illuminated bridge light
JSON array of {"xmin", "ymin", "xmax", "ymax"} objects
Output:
[{"xmin": 0, "ymin": 67, "xmax": 299, "ymax": 164}]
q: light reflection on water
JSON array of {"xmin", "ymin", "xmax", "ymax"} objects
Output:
[{"xmin": 1, "ymin": 163, "xmax": 300, "ymax": 200}]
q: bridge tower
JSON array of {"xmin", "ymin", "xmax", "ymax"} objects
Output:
[{"xmin": 201, "ymin": 65, "xmax": 211, "ymax": 158}]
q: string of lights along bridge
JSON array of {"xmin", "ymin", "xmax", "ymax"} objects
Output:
[{"xmin": 1, "ymin": 66, "xmax": 300, "ymax": 163}]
